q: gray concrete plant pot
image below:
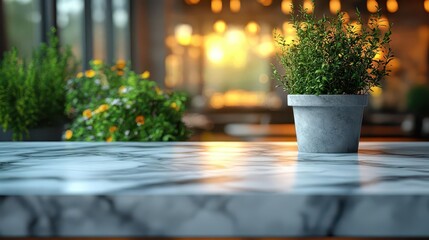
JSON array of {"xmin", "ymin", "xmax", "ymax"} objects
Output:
[{"xmin": 288, "ymin": 95, "xmax": 368, "ymax": 153}]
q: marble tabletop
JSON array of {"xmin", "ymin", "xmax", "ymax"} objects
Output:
[{"xmin": 1, "ymin": 141, "xmax": 429, "ymax": 237}]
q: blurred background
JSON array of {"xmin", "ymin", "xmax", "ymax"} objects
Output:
[{"xmin": 1, "ymin": 0, "xmax": 428, "ymax": 141}]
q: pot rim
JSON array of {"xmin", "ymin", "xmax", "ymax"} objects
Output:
[{"xmin": 287, "ymin": 94, "xmax": 368, "ymax": 107}]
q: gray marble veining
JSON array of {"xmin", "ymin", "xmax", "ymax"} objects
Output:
[{"xmin": 1, "ymin": 142, "xmax": 429, "ymax": 237}]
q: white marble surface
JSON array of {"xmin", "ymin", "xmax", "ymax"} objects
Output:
[{"xmin": 1, "ymin": 142, "xmax": 429, "ymax": 237}]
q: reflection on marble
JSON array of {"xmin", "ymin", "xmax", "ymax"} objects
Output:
[{"xmin": 1, "ymin": 142, "xmax": 429, "ymax": 237}]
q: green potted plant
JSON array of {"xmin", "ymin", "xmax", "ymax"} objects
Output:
[
  {"xmin": 406, "ymin": 85, "xmax": 429, "ymax": 137},
  {"xmin": 273, "ymin": 4, "xmax": 393, "ymax": 153},
  {"xmin": 65, "ymin": 60, "xmax": 189, "ymax": 141},
  {"xmin": 0, "ymin": 29, "xmax": 75, "ymax": 141}
]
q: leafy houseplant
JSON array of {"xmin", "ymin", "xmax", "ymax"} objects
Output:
[
  {"xmin": 0, "ymin": 30, "xmax": 75, "ymax": 141},
  {"xmin": 273, "ymin": 4, "xmax": 393, "ymax": 152},
  {"xmin": 65, "ymin": 60, "xmax": 189, "ymax": 142},
  {"xmin": 406, "ymin": 85, "xmax": 429, "ymax": 137}
]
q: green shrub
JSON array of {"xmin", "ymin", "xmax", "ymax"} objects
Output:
[
  {"xmin": 65, "ymin": 60, "xmax": 190, "ymax": 142},
  {"xmin": 407, "ymin": 85, "xmax": 429, "ymax": 116},
  {"xmin": 0, "ymin": 29, "xmax": 75, "ymax": 140},
  {"xmin": 273, "ymin": 4, "xmax": 393, "ymax": 95}
]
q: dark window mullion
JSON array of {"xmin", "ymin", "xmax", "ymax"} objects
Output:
[
  {"xmin": 83, "ymin": 0, "xmax": 93, "ymax": 70},
  {"xmin": 0, "ymin": 0, "xmax": 7, "ymax": 58},
  {"xmin": 125, "ymin": 0, "xmax": 132, "ymax": 62},
  {"xmin": 39, "ymin": 0, "xmax": 57, "ymax": 43},
  {"xmin": 129, "ymin": 0, "xmax": 136, "ymax": 67}
]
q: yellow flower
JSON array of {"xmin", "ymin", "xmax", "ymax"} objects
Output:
[
  {"xmin": 155, "ymin": 87, "xmax": 163, "ymax": 95},
  {"xmin": 76, "ymin": 72, "xmax": 84, "ymax": 78},
  {"xmin": 83, "ymin": 109, "xmax": 92, "ymax": 119},
  {"xmin": 117, "ymin": 70, "xmax": 125, "ymax": 76},
  {"xmin": 170, "ymin": 102, "xmax": 180, "ymax": 111},
  {"xmin": 135, "ymin": 115, "xmax": 145, "ymax": 125},
  {"xmin": 116, "ymin": 59, "xmax": 126, "ymax": 69},
  {"xmin": 141, "ymin": 71, "xmax": 150, "ymax": 79},
  {"xmin": 85, "ymin": 69, "xmax": 96, "ymax": 78},
  {"xmin": 92, "ymin": 59, "xmax": 103, "ymax": 66},
  {"xmin": 94, "ymin": 104, "xmax": 109, "ymax": 114},
  {"xmin": 65, "ymin": 130, "xmax": 73, "ymax": 140},
  {"xmin": 109, "ymin": 126, "xmax": 118, "ymax": 133},
  {"xmin": 106, "ymin": 136, "xmax": 113, "ymax": 142},
  {"xmin": 118, "ymin": 85, "xmax": 127, "ymax": 94}
]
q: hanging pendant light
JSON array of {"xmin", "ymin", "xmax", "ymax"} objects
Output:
[
  {"xmin": 425, "ymin": 0, "xmax": 429, "ymax": 13},
  {"xmin": 367, "ymin": 0, "xmax": 378, "ymax": 13},
  {"xmin": 230, "ymin": 0, "xmax": 240, "ymax": 13},
  {"xmin": 281, "ymin": 0, "xmax": 293, "ymax": 14},
  {"xmin": 185, "ymin": 0, "xmax": 200, "ymax": 4},
  {"xmin": 211, "ymin": 0, "xmax": 222, "ymax": 13},
  {"xmin": 258, "ymin": 0, "xmax": 273, "ymax": 7},
  {"xmin": 303, "ymin": 0, "xmax": 314, "ymax": 13},
  {"xmin": 329, "ymin": 0, "xmax": 341, "ymax": 14},
  {"xmin": 386, "ymin": 0, "xmax": 398, "ymax": 13},
  {"xmin": 213, "ymin": 20, "xmax": 227, "ymax": 33}
]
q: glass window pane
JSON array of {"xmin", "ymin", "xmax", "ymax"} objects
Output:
[
  {"xmin": 203, "ymin": 25, "xmax": 273, "ymax": 109},
  {"xmin": 113, "ymin": 0, "xmax": 129, "ymax": 61},
  {"xmin": 57, "ymin": 0, "xmax": 83, "ymax": 65},
  {"xmin": 165, "ymin": 19, "xmax": 280, "ymax": 109},
  {"xmin": 3, "ymin": 0, "xmax": 40, "ymax": 59},
  {"xmin": 92, "ymin": 0, "xmax": 106, "ymax": 61}
]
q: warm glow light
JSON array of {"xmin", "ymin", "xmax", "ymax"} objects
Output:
[
  {"xmin": 174, "ymin": 24, "xmax": 193, "ymax": 46},
  {"xmin": 258, "ymin": 0, "xmax": 272, "ymax": 7},
  {"xmin": 378, "ymin": 15, "xmax": 389, "ymax": 30},
  {"xmin": 245, "ymin": 21, "xmax": 260, "ymax": 34},
  {"xmin": 329, "ymin": 0, "xmax": 341, "ymax": 14},
  {"xmin": 350, "ymin": 21, "xmax": 362, "ymax": 34},
  {"xmin": 281, "ymin": 22, "xmax": 297, "ymax": 45},
  {"xmin": 185, "ymin": 0, "xmax": 200, "ymax": 4},
  {"xmin": 204, "ymin": 29, "xmax": 247, "ymax": 67},
  {"xmin": 201, "ymin": 142, "xmax": 245, "ymax": 169},
  {"xmin": 367, "ymin": 0, "xmax": 378, "ymax": 13},
  {"xmin": 425, "ymin": 0, "xmax": 429, "ymax": 12},
  {"xmin": 207, "ymin": 46, "xmax": 224, "ymax": 64},
  {"xmin": 386, "ymin": 0, "xmax": 398, "ymax": 13},
  {"xmin": 282, "ymin": 21, "xmax": 296, "ymax": 35},
  {"xmin": 210, "ymin": 93, "xmax": 225, "ymax": 109},
  {"xmin": 191, "ymin": 34, "xmax": 202, "ymax": 47},
  {"xmin": 368, "ymin": 15, "xmax": 389, "ymax": 30},
  {"xmin": 300, "ymin": 22, "xmax": 308, "ymax": 31},
  {"xmin": 257, "ymin": 41, "xmax": 274, "ymax": 58},
  {"xmin": 208, "ymin": 90, "xmax": 282, "ymax": 108},
  {"xmin": 367, "ymin": 15, "xmax": 377, "ymax": 28},
  {"xmin": 209, "ymin": 90, "xmax": 282, "ymax": 109},
  {"xmin": 165, "ymin": 55, "xmax": 181, "ymax": 88},
  {"xmin": 188, "ymin": 48, "xmax": 200, "ymax": 58},
  {"xmin": 225, "ymin": 91, "xmax": 246, "ymax": 106},
  {"xmin": 373, "ymin": 48, "xmax": 384, "ymax": 60},
  {"xmin": 225, "ymin": 29, "xmax": 246, "ymax": 45},
  {"xmin": 230, "ymin": 0, "xmax": 240, "ymax": 13},
  {"xmin": 165, "ymin": 35, "xmax": 176, "ymax": 48},
  {"xmin": 213, "ymin": 20, "xmax": 227, "ymax": 33},
  {"xmin": 370, "ymin": 86, "xmax": 383, "ymax": 97},
  {"xmin": 387, "ymin": 57, "xmax": 401, "ymax": 72},
  {"xmin": 303, "ymin": 0, "xmax": 314, "ymax": 13},
  {"xmin": 341, "ymin": 12, "xmax": 350, "ymax": 23},
  {"xmin": 211, "ymin": 0, "xmax": 222, "ymax": 13},
  {"xmin": 281, "ymin": 0, "xmax": 293, "ymax": 14}
]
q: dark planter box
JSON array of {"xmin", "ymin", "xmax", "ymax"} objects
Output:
[{"xmin": 0, "ymin": 125, "xmax": 65, "ymax": 141}]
